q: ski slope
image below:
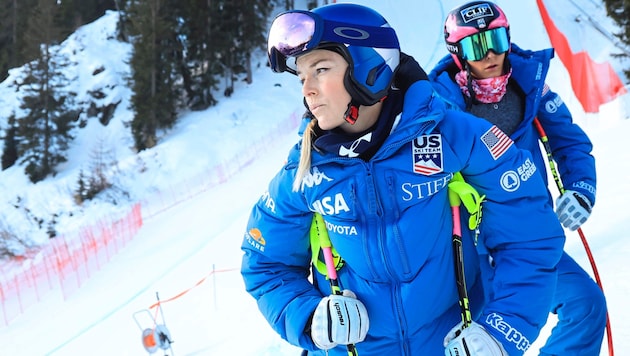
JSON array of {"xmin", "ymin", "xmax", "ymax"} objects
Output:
[{"xmin": 0, "ymin": 0, "xmax": 628, "ymax": 355}]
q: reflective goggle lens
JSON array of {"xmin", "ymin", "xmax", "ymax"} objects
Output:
[
  {"xmin": 267, "ymin": 12, "xmax": 317, "ymax": 73},
  {"xmin": 459, "ymin": 27, "xmax": 509, "ymax": 61}
]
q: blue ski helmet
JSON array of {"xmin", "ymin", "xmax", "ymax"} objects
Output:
[{"xmin": 267, "ymin": 3, "xmax": 400, "ymax": 106}]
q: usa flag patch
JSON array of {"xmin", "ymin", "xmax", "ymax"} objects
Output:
[
  {"xmin": 481, "ymin": 126, "xmax": 513, "ymax": 160},
  {"xmin": 413, "ymin": 134, "xmax": 443, "ymax": 175},
  {"xmin": 542, "ymin": 83, "xmax": 550, "ymax": 96}
]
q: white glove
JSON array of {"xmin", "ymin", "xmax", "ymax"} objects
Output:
[
  {"xmin": 444, "ymin": 321, "xmax": 507, "ymax": 356},
  {"xmin": 555, "ymin": 190, "xmax": 592, "ymax": 231},
  {"xmin": 311, "ymin": 290, "xmax": 369, "ymax": 350}
]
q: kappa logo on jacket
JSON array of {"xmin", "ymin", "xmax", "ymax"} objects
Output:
[
  {"xmin": 301, "ymin": 167, "xmax": 333, "ymax": 191},
  {"xmin": 485, "ymin": 312, "xmax": 531, "ymax": 352},
  {"xmin": 412, "ymin": 134, "xmax": 443, "ymax": 175}
]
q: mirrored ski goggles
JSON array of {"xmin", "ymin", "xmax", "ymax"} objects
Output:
[
  {"xmin": 267, "ymin": 10, "xmax": 398, "ymax": 74},
  {"xmin": 457, "ymin": 27, "xmax": 510, "ymax": 61}
]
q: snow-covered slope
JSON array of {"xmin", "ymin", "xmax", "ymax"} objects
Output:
[{"xmin": 0, "ymin": 0, "xmax": 627, "ymax": 355}]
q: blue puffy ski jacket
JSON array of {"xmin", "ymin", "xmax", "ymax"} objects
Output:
[
  {"xmin": 241, "ymin": 80, "xmax": 565, "ymax": 355},
  {"xmin": 428, "ymin": 44, "xmax": 596, "ymax": 206}
]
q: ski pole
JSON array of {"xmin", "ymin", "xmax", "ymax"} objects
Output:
[
  {"xmin": 448, "ymin": 175, "xmax": 472, "ymax": 329},
  {"xmin": 312, "ymin": 213, "xmax": 359, "ymax": 356},
  {"xmin": 533, "ymin": 117, "xmax": 614, "ymax": 356}
]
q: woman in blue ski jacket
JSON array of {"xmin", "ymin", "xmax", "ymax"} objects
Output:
[
  {"xmin": 241, "ymin": 3, "xmax": 565, "ymax": 355},
  {"xmin": 428, "ymin": 1, "xmax": 607, "ymax": 355}
]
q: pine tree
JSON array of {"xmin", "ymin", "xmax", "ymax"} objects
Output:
[
  {"xmin": 0, "ymin": 0, "xmax": 38, "ymax": 82},
  {"xmin": 16, "ymin": 0, "xmax": 78, "ymax": 183},
  {"xmin": 128, "ymin": 0, "xmax": 182, "ymax": 151},
  {"xmin": 603, "ymin": 0, "xmax": 630, "ymax": 80},
  {"xmin": 209, "ymin": 0, "xmax": 273, "ymax": 96},
  {"xmin": 1, "ymin": 114, "xmax": 19, "ymax": 170},
  {"xmin": 212, "ymin": 0, "xmax": 241, "ymax": 97},
  {"xmin": 238, "ymin": 0, "xmax": 274, "ymax": 85},
  {"xmin": 56, "ymin": 0, "xmax": 117, "ymax": 33},
  {"xmin": 176, "ymin": 0, "xmax": 219, "ymax": 110}
]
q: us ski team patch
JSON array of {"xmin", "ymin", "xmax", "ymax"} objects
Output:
[
  {"xmin": 481, "ymin": 126, "xmax": 513, "ymax": 160},
  {"xmin": 413, "ymin": 134, "xmax": 443, "ymax": 175}
]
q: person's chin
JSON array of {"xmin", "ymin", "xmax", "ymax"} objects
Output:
[
  {"xmin": 485, "ymin": 66, "xmax": 502, "ymax": 76},
  {"xmin": 318, "ymin": 122, "xmax": 332, "ymax": 130},
  {"xmin": 317, "ymin": 118, "xmax": 337, "ymax": 131}
]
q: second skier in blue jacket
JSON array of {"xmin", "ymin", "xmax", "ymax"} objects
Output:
[{"xmin": 429, "ymin": 1, "xmax": 607, "ymax": 355}]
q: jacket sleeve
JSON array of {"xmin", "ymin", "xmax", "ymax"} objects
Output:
[
  {"xmin": 240, "ymin": 163, "xmax": 322, "ymax": 350},
  {"xmin": 536, "ymin": 86, "xmax": 596, "ymax": 205},
  {"xmin": 443, "ymin": 112, "xmax": 565, "ymax": 355}
]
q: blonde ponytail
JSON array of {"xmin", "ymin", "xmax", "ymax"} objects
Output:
[{"xmin": 292, "ymin": 119, "xmax": 317, "ymax": 192}]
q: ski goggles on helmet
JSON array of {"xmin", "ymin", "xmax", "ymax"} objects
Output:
[
  {"xmin": 452, "ymin": 27, "xmax": 510, "ymax": 61},
  {"xmin": 267, "ymin": 10, "xmax": 398, "ymax": 74}
]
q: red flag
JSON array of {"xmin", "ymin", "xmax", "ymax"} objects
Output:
[{"xmin": 536, "ymin": 0, "xmax": 627, "ymax": 113}]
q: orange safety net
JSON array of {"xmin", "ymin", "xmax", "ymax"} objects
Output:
[{"xmin": 536, "ymin": 0, "xmax": 627, "ymax": 113}]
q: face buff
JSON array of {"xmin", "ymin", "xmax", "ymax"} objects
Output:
[{"xmin": 455, "ymin": 68, "xmax": 512, "ymax": 104}]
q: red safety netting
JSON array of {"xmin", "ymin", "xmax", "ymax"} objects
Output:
[
  {"xmin": 0, "ymin": 108, "xmax": 301, "ymax": 327},
  {"xmin": 0, "ymin": 203, "xmax": 142, "ymax": 326}
]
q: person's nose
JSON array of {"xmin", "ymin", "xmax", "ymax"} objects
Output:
[
  {"xmin": 302, "ymin": 76, "xmax": 317, "ymax": 97},
  {"xmin": 484, "ymin": 50, "xmax": 497, "ymax": 60}
]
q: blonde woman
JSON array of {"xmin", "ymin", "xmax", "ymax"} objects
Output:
[{"xmin": 242, "ymin": 3, "xmax": 565, "ymax": 355}]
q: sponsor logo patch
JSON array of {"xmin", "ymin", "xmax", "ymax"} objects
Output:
[
  {"xmin": 544, "ymin": 95, "xmax": 564, "ymax": 114},
  {"xmin": 245, "ymin": 228, "xmax": 266, "ymax": 252},
  {"xmin": 401, "ymin": 174, "xmax": 452, "ymax": 201},
  {"xmin": 486, "ymin": 312, "xmax": 531, "ymax": 352},
  {"xmin": 572, "ymin": 181, "xmax": 596, "ymax": 195},
  {"xmin": 260, "ymin": 191, "xmax": 276, "ymax": 213},
  {"xmin": 312, "ymin": 193, "xmax": 350, "ymax": 216},
  {"xmin": 339, "ymin": 132, "xmax": 372, "ymax": 158},
  {"xmin": 500, "ymin": 170, "xmax": 520, "ymax": 192},
  {"xmin": 301, "ymin": 166, "xmax": 333, "ymax": 191},
  {"xmin": 412, "ymin": 134, "xmax": 443, "ymax": 175},
  {"xmin": 499, "ymin": 159, "xmax": 536, "ymax": 192},
  {"xmin": 461, "ymin": 3, "xmax": 494, "ymax": 24},
  {"xmin": 517, "ymin": 158, "xmax": 537, "ymax": 182},
  {"xmin": 325, "ymin": 220, "xmax": 358, "ymax": 236}
]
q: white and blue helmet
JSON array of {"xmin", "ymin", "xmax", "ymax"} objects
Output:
[{"xmin": 267, "ymin": 3, "xmax": 400, "ymax": 106}]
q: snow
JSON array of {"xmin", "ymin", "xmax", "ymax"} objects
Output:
[{"xmin": 0, "ymin": 0, "xmax": 628, "ymax": 355}]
